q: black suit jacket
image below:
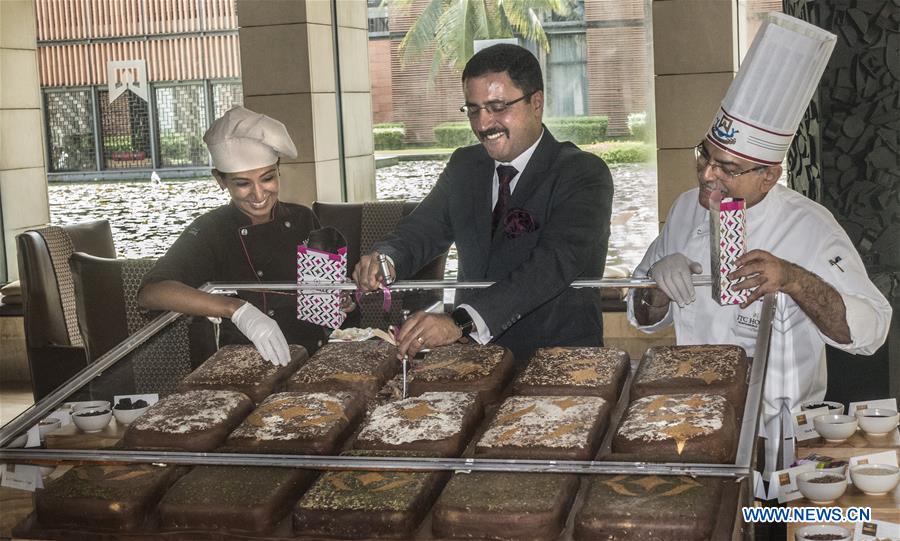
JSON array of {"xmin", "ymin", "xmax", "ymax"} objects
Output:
[{"xmin": 374, "ymin": 129, "xmax": 614, "ymax": 359}]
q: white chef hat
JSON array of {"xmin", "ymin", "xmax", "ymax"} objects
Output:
[
  {"xmin": 203, "ymin": 106, "xmax": 298, "ymax": 173},
  {"xmin": 706, "ymin": 13, "xmax": 836, "ymax": 165}
]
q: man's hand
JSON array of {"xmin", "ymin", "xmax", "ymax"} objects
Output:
[
  {"xmin": 352, "ymin": 251, "xmax": 394, "ymax": 292},
  {"xmin": 231, "ymin": 303, "xmax": 291, "ymax": 366},
  {"xmin": 394, "ymin": 311, "xmax": 462, "ymax": 359},
  {"xmin": 729, "ymin": 249, "xmax": 797, "ymax": 308},
  {"xmin": 649, "ymin": 253, "xmax": 703, "ymax": 307}
]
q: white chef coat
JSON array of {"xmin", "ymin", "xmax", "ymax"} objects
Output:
[{"xmin": 627, "ymin": 184, "xmax": 892, "ymax": 474}]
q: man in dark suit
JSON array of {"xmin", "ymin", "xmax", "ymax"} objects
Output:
[{"xmin": 353, "ymin": 44, "xmax": 613, "ymax": 360}]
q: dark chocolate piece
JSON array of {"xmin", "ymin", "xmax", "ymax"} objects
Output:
[
  {"xmin": 408, "ymin": 343, "xmax": 514, "ymax": 404},
  {"xmin": 514, "ymin": 346, "xmax": 629, "ymax": 402},
  {"xmin": 285, "ymin": 341, "xmax": 399, "ymax": 399}
]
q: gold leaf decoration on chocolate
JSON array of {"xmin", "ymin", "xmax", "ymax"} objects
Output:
[
  {"xmin": 645, "ymin": 395, "xmax": 670, "ymax": 411},
  {"xmin": 657, "ymin": 476, "xmax": 702, "ymax": 497},
  {"xmin": 552, "ymin": 397, "xmax": 582, "ymax": 411},
  {"xmin": 568, "ymin": 367, "xmax": 599, "ymax": 383},
  {"xmin": 400, "ymin": 402, "xmax": 437, "ymax": 421},
  {"xmin": 332, "ymin": 372, "xmax": 375, "ymax": 383},
  {"xmin": 329, "ymin": 473, "xmax": 351, "ymax": 491},
  {"xmin": 494, "ymin": 426, "xmax": 521, "ymax": 445},
  {"xmin": 696, "ymin": 368, "xmax": 723, "ymax": 384},
  {"xmin": 541, "ymin": 422, "xmax": 582, "ymax": 441},
  {"xmin": 416, "ymin": 359, "xmax": 459, "ymax": 372},
  {"xmin": 632, "ymin": 475, "xmax": 668, "ymax": 492},
  {"xmin": 371, "ymin": 475, "xmax": 415, "ymax": 492},
  {"xmin": 496, "ymin": 404, "xmax": 537, "ymax": 424},
  {"xmin": 602, "ymin": 475, "xmax": 640, "ymax": 497},
  {"xmin": 357, "ymin": 472, "xmax": 385, "ymax": 486},
  {"xmin": 673, "ymin": 360, "xmax": 694, "ymax": 377},
  {"xmin": 661, "ymin": 421, "xmax": 709, "ymax": 454}
]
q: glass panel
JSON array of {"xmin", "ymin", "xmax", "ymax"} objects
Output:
[
  {"xmin": 212, "ymin": 81, "xmax": 243, "ymax": 119},
  {"xmin": 45, "ymin": 89, "xmax": 96, "ymax": 172},
  {"xmin": 546, "ymin": 33, "xmax": 587, "ymax": 117},
  {"xmin": 98, "ymin": 90, "xmax": 152, "ymax": 170},
  {"xmin": 155, "ymin": 84, "xmax": 209, "ymax": 167}
]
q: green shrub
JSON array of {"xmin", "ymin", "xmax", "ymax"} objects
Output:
[
  {"xmin": 628, "ymin": 112, "xmax": 650, "ymax": 141},
  {"xmin": 594, "ymin": 142, "xmax": 652, "ymax": 164},
  {"xmin": 433, "ymin": 122, "xmax": 479, "ymax": 148},
  {"xmin": 103, "ymin": 134, "xmax": 133, "ymax": 152},
  {"xmin": 374, "ymin": 123, "xmax": 405, "ymax": 150},
  {"xmin": 545, "ymin": 116, "xmax": 608, "ymax": 144}
]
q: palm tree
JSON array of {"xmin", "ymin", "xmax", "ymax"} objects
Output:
[{"xmin": 391, "ymin": 0, "xmax": 573, "ymax": 80}]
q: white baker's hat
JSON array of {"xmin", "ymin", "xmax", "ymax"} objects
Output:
[
  {"xmin": 203, "ymin": 106, "xmax": 297, "ymax": 173},
  {"xmin": 706, "ymin": 13, "xmax": 836, "ymax": 165}
]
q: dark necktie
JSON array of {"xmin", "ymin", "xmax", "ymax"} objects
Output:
[{"xmin": 492, "ymin": 165, "xmax": 518, "ymax": 234}]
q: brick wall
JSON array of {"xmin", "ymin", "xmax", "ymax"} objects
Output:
[{"xmin": 369, "ymin": 38, "xmax": 393, "ymax": 123}]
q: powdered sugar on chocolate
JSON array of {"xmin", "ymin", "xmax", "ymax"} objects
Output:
[
  {"xmin": 186, "ymin": 345, "xmax": 302, "ymax": 385},
  {"xmin": 637, "ymin": 345, "xmax": 744, "ymax": 384},
  {"xmin": 617, "ymin": 394, "xmax": 725, "ymax": 443},
  {"xmin": 479, "ymin": 396, "xmax": 607, "ymax": 449},
  {"xmin": 130, "ymin": 389, "xmax": 250, "ymax": 434},
  {"xmin": 229, "ymin": 392, "xmax": 354, "ymax": 441},
  {"xmin": 518, "ymin": 347, "xmax": 627, "ymax": 387},
  {"xmin": 411, "ymin": 344, "xmax": 505, "ymax": 382},
  {"xmin": 290, "ymin": 341, "xmax": 395, "ymax": 384},
  {"xmin": 357, "ymin": 392, "xmax": 477, "ymax": 445}
]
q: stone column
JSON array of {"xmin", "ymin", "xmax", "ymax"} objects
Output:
[
  {"xmin": 651, "ymin": 0, "xmax": 738, "ymax": 228},
  {"xmin": 0, "ymin": 0, "xmax": 49, "ymax": 281},
  {"xmin": 236, "ymin": 0, "xmax": 375, "ymax": 205}
]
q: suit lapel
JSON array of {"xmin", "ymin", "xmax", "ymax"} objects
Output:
[{"xmin": 471, "ymin": 150, "xmax": 495, "ymax": 274}]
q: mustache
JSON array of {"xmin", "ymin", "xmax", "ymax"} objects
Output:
[{"xmin": 478, "ymin": 127, "xmax": 508, "ymax": 140}]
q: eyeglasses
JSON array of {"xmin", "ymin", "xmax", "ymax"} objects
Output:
[
  {"xmin": 694, "ymin": 142, "xmax": 768, "ymax": 180},
  {"xmin": 459, "ymin": 91, "xmax": 536, "ymax": 118}
]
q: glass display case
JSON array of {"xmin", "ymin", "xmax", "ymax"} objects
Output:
[{"xmin": 0, "ymin": 279, "xmax": 775, "ymax": 540}]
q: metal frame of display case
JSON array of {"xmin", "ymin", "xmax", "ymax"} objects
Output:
[{"xmin": 0, "ymin": 278, "xmax": 775, "ymax": 487}]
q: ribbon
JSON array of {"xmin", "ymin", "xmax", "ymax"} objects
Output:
[{"xmin": 354, "ymin": 283, "xmax": 392, "ymax": 312}]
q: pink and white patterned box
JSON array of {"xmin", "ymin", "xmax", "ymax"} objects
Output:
[
  {"xmin": 710, "ymin": 197, "xmax": 750, "ymax": 305},
  {"xmin": 297, "ymin": 245, "xmax": 348, "ymax": 329}
]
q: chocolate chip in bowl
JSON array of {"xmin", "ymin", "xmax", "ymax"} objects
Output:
[{"xmin": 71, "ymin": 406, "xmax": 112, "ymax": 433}]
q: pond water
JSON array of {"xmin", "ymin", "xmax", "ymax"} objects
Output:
[{"xmin": 49, "ymin": 160, "xmax": 658, "ymax": 275}]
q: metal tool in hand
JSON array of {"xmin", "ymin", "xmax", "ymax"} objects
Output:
[
  {"xmin": 400, "ymin": 309, "xmax": 410, "ymax": 398},
  {"xmin": 378, "ymin": 253, "xmax": 395, "ymax": 286}
]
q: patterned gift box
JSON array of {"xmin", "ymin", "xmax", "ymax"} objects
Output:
[
  {"xmin": 297, "ymin": 245, "xmax": 348, "ymax": 329},
  {"xmin": 710, "ymin": 197, "xmax": 750, "ymax": 305}
]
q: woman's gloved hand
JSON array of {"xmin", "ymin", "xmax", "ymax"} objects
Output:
[
  {"xmin": 649, "ymin": 253, "xmax": 703, "ymax": 307},
  {"xmin": 231, "ymin": 303, "xmax": 291, "ymax": 366}
]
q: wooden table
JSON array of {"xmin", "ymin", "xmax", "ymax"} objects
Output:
[
  {"xmin": 42, "ymin": 419, "xmax": 125, "ymax": 450},
  {"xmin": 785, "ymin": 428, "xmax": 900, "ymax": 541}
]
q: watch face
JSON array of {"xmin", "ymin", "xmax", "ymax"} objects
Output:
[{"xmin": 452, "ymin": 308, "xmax": 474, "ymax": 333}]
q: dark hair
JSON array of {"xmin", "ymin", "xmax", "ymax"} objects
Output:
[{"xmin": 462, "ymin": 44, "xmax": 543, "ymax": 96}]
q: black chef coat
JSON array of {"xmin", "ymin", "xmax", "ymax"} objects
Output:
[{"xmin": 141, "ymin": 201, "xmax": 327, "ymax": 355}]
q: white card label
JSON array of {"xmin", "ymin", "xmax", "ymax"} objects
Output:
[
  {"xmin": 1, "ymin": 464, "xmax": 43, "ymax": 491},
  {"xmin": 853, "ymin": 519, "xmax": 900, "ymax": 540},
  {"xmin": 848, "ymin": 398, "xmax": 897, "ymax": 414},
  {"xmin": 768, "ymin": 462, "xmax": 816, "ymax": 503},
  {"xmin": 793, "ymin": 406, "xmax": 830, "ymax": 441}
]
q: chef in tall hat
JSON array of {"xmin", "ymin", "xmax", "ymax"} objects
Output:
[
  {"xmin": 627, "ymin": 13, "xmax": 891, "ymax": 478},
  {"xmin": 139, "ymin": 106, "xmax": 329, "ymax": 365}
]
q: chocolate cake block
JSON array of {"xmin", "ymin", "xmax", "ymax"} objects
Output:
[
  {"xmin": 612, "ymin": 393, "xmax": 737, "ymax": 463},
  {"xmin": 35, "ymin": 464, "xmax": 182, "ymax": 531},
  {"xmin": 177, "ymin": 344, "xmax": 308, "ymax": 404},
  {"xmin": 574, "ymin": 475, "xmax": 723, "ymax": 540},
  {"xmin": 223, "ymin": 391, "xmax": 365, "ymax": 454},
  {"xmin": 514, "ymin": 346, "xmax": 629, "ymax": 402},
  {"xmin": 475, "ymin": 395, "xmax": 611, "ymax": 460},
  {"xmin": 285, "ymin": 340, "xmax": 399, "ymax": 399},
  {"xmin": 353, "ymin": 391, "xmax": 482, "ymax": 457},
  {"xmin": 631, "ymin": 345, "xmax": 749, "ymax": 410},
  {"xmin": 158, "ymin": 465, "xmax": 315, "ymax": 533},
  {"xmin": 408, "ymin": 343, "xmax": 514, "ymax": 404},
  {"xmin": 123, "ymin": 389, "xmax": 253, "ymax": 451},
  {"xmin": 432, "ymin": 472, "xmax": 579, "ymax": 541},
  {"xmin": 294, "ymin": 450, "xmax": 448, "ymax": 539}
]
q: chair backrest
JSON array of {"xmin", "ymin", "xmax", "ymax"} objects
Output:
[
  {"xmin": 312, "ymin": 201, "xmax": 448, "ymax": 329},
  {"xmin": 16, "ymin": 220, "xmax": 115, "ymax": 399},
  {"xmin": 70, "ymin": 252, "xmax": 199, "ymax": 397},
  {"xmin": 312, "ymin": 201, "xmax": 447, "ymax": 280}
]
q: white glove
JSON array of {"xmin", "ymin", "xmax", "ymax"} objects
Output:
[
  {"xmin": 649, "ymin": 253, "xmax": 703, "ymax": 307},
  {"xmin": 231, "ymin": 303, "xmax": 291, "ymax": 366}
]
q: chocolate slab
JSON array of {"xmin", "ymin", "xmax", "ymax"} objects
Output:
[
  {"xmin": 285, "ymin": 340, "xmax": 399, "ymax": 399},
  {"xmin": 408, "ymin": 343, "xmax": 514, "ymax": 404},
  {"xmin": 514, "ymin": 346, "xmax": 629, "ymax": 402}
]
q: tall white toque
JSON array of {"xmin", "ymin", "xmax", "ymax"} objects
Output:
[
  {"xmin": 203, "ymin": 106, "xmax": 298, "ymax": 173},
  {"xmin": 706, "ymin": 13, "xmax": 836, "ymax": 165}
]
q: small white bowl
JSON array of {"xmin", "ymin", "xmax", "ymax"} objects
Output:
[
  {"xmin": 38, "ymin": 419, "xmax": 61, "ymax": 440},
  {"xmin": 71, "ymin": 407, "xmax": 112, "ymax": 433},
  {"xmin": 69, "ymin": 400, "xmax": 111, "ymax": 412},
  {"xmin": 801, "ymin": 400, "xmax": 845, "ymax": 415},
  {"xmin": 813, "ymin": 414, "xmax": 858, "ymax": 443},
  {"xmin": 795, "ymin": 524, "xmax": 852, "ymax": 541},
  {"xmin": 855, "ymin": 408, "xmax": 899, "ymax": 436},
  {"xmin": 112, "ymin": 404, "xmax": 150, "ymax": 426},
  {"xmin": 849, "ymin": 463, "xmax": 900, "ymax": 496},
  {"xmin": 797, "ymin": 471, "xmax": 848, "ymax": 504}
]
